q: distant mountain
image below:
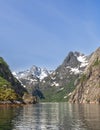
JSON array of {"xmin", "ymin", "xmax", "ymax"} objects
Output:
[
  {"xmin": 13, "ymin": 65, "xmax": 50, "ymax": 80},
  {"xmin": 69, "ymin": 47, "xmax": 100, "ymax": 103},
  {"xmin": 39, "ymin": 51, "xmax": 89, "ymax": 102},
  {"xmin": 41, "ymin": 51, "xmax": 88, "ymax": 86},
  {"xmin": 13, "ymin": 51, "xmax": 89, "ymax": 102},
  {"xmin": 13, "ymin": 65, "xmax": 51, "ymax": 94}
]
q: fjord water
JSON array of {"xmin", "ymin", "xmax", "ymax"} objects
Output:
[{"xmin": 0, "ymin": 103, "xmax": 100, "ymax": 130}]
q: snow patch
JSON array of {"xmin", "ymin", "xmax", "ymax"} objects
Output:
[
  {"xmin": 64, "ymin": 96, "xmax": 67, "ymax": 99},
  {"xmin": 59, "ymin": 87, "xmax": 64, "ymax": 91},
  {"xmin": 77, "ymin": 55, "xmax": 86, "ymax": 62},
  {"xmin": 70, "ymin": 67, "xmax": 80, "ymax": 74},
  {"xmin": 12, "ymin": 72, "xmax": 17, "ymax": 76},
  {"xmin": 12, "ymin": 66, "xmax": 51, "ymax": 81},
  {"xmin": 39, "ymin": 70, "xmax": 48, "ymax": 80},
  {"xmin": 42, "ymin": 80, "xmax": 46, "ymax": 83},
  {"xmin": 51, "ymin": 82, "xmax": 59, "ymax": 87},
  {"xmin": 64, "ymin": 93, "xmax": 72, "ymax": 99},
  {"xmin": 51, "ymin": 77, "xmax": 56, "ymax": 80},
  {"xmin": 80, "ymin": 62, "xmax": 88, "ymax": 67},
  {"xmin": 77, "ymin": 55, "xmax": 88, "ymax": 67}
]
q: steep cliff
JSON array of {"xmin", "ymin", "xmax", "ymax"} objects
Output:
[
  {"xmin": 69, "ymin": 47, "xmax": 100, "ymax": 103},
  {"xmin": 0, "ymin": 57, "xmax": 27, "ymax": 102}
]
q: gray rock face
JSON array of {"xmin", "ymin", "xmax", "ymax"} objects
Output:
[
  {"xmin": 69, "ymin": 47, "xmax": 100, "ymax": 103},
  {"xmin": 40, "ymin": 51, "xmax": 88, "ymax": 89},
  {"xmin": 62, "ymin": 52, "xmax": 80, "ymax": 67}
]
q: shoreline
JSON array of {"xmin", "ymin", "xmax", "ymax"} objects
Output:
[{"xmin": 0, "ymin": 100, "xmax": 38, "ymax": 107}]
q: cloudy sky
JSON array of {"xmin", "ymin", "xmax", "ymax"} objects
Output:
[{"xmin": 0, "ymin": 0, "xmax": 100, "ymax": 71}]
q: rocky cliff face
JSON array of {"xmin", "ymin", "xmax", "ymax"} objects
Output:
[{"xmin": 69, "ymin": 47, "xmax": 100, "ymax": 103}]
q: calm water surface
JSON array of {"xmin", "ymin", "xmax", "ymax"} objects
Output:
[{"xmin": 0, "ymin": 103, "xmax": 100, "ymax": 130}]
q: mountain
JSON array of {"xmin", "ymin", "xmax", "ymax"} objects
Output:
[
  {"xmin": 69, "ymin": 47, "xmax": 100, "ymax": 103},
  {"xmin": 13, "ymin": 51, "xmax": 89, "ymax": 102},
  {"xmin": 0, "ymin": 57, "xmax": 27, "ymax": 103},
  {"xmin": 39, "ymin": 51, "xmax": 89, "ymax": 102},
  {"xmin": 13, "ymin": 65, "xmax": 51, "ymax": 94},
  {"xmin": 13, "ymin": 65, "xmax": 50, "ymax": 80}
]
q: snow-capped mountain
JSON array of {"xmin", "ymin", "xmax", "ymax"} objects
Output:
[
  {"xmin": 13, "ymin": 65, "xmax": 52, "ymax": 93},
  {"xmin": 39, "ymin": 51, "xmax": 89, "ymax": 101},
  {"xmin": 12, "ymin": 51, "xmax": 89, "ymax": 101},
  {"xmin": 66, "ymin": 51, "xmax": 88, "ymax": 75},
  {"xmin": 13, "ymin": 65, "xmax": 51, "ymax": 81},
  {"xmin": 40, "ymin": 51, "xmax": 89, "ymax": 88}
]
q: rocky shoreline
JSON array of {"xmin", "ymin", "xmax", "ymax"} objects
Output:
[
  {"xmin": 0, "ymin": 93, "xmax": 38, "ymax": 106},
  {"xmin": 0, "ymin": 101, "xmax": 37, "ymax": 106}
]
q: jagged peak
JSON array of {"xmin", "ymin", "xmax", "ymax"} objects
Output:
[
  {"xmin": 62, "ymin": 51, "xmax": 87, "ymax": 68},
  {"xmin": 62, "ymin": 51, "xmax": 78, "ymax": 67},
  {"xmin": 13, "ymin": 65, "xmax": 50, "ymax": 81}
]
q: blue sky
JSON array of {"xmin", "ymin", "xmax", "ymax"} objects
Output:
[{"xmin": 0, "ymin": 0, "xmax": 100, "ymax": 71}]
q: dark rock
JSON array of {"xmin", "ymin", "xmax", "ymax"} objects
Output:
[{"xmin": 22, "ymin": 93, "xmax": 37, "ymax": 104}]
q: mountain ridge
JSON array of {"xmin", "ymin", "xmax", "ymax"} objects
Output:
[
  {"xmin": 69, "ymin": 47, "xmax": 100, "ymax": 103},
  {"xmin": 39, "ymin": 51, "xmax": 89, "ymax": 101},
  {"xmin": 13, "ymin": 51, "xmax": 89, "ymax": 102},
  {"xmin": 13, "ymin": 65, "xmax": 52, "ymax": 95},
  {"xmin": 13, "ymin": 65, "xmax": 51, "ymax": 81}
]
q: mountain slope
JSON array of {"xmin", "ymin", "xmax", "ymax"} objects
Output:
[
  {"xmin": 69, "ymin": 47, "xmax": 100, "ymax": 103},
  {"xmin": 0, "ymin": 57, "xmax": 27, "ymax": 102},
  {"xmin": 39, "ymin": 51, "xmax": 89, "ymax": 102},
  {"xmin": 13, "ymin": 51, "xmax": 89, "ymax": 102}
]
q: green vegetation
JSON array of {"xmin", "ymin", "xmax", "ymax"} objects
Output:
[
  {"xmin": 0, "ymin": 57, "xmax": 12, "ymax": 80},
  {"xmin": 0, "ymin": 107, "xmax": 18, "ymax": 130},
  {"xmin": 80, "ymin": 74, "xmax": 87, "ymax": 83},
  {"xmin": 0, "ymin": 57, "xmax": 9, "ymax": 67},
  {"xmin": 0, "ymin": 76, "xmax": 11, "ymax": 87},
  {"xmin": 0, "ymin": 87, "xmax": 18, "ymax": 101},
  {"xmin": 93, "ymin": 58, "xmax": 100, "ymax": 66},
  {"xmin": 0, "ymin": 76, "xmax": 19, "ymax": 101},
  {"xmin": 0, "ymin": 56, "xmax": 27, "ymax": 98},
  {"xmin": 0, "ymin": 56, "xmax": 27, "ymax": 102},
  {"xmin": 41, "ymin": 87, "xmax": 67, "ymax": 102},
  {"xmin": 41, "ymin": 78, "xmax": 76, "ymax": 102}
]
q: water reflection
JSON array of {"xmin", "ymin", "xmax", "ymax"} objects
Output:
[
  {"xmin": 13, "ymin": 103, "xmax": 61, "ymax": 130},
  {"xmin": 59, "ymin": 103, "xmax": 100, "ymax": 130},
  {"xmin": 0, "ymin": 103, "xmax": 100, "ymax": 130},
  {"xmin": 0, "ymin": 106, "xmax": 22, "ymax": 130}
]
